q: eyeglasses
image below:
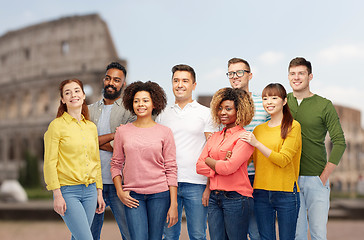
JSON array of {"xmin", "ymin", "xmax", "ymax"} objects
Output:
[{"xmin": 226, "ymin": 70, "xmax": 250, "ymax": 79}]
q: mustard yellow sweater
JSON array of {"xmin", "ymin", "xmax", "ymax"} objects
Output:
[{"xmin": 253, "ymin": 120, "xmax": 302, "ymax": 192}]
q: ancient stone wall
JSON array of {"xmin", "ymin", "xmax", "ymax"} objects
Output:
[{"xmin": 0, "ymin": 14, "xmax": 126, "ymax": 181}]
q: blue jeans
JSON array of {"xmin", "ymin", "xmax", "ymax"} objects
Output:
[
  {"xmin": 125, "ymin": 190, "xmax": 170, "ymax": 240},
  {"xmin": 295, "ymin": 176, "xmax": 330, "ymax": 240},
  {"xmin": 163, "ymin": 182, "xmax": 207, "ymax": 240},
  {"xmin": 60, "ymin": 183, "xmax": 97, "ymax": 240},
  {"xmin": 91, "ymin": 184, "xmax": 130, "ymax": 240},
  {"xmin": 248, "ymin": 175, "xmax": 261, "ymax": 240},
  {"xmin": 254, "ymin": 185, "xmax": 300, "ymax": 240},
  {"xmin": 208, "ymin": 190, "xmax": 252, "ymax": 240}
]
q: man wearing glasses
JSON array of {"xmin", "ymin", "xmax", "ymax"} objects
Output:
[
  {"xmin": 88, "ymin": 62, "xmax": 135, "ymax": 240},
  {"xmin": 226, "ymin": 58, "xmax": 270, "ymax": 240}
]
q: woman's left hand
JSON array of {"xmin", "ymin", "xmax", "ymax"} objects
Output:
[
  {"xmin": 96, "ymin": 188, "xmax": 106, "ymax": 214},
  {"xmin": 166, "ymin": 204, "xmax": 178, "ymax": 228}
]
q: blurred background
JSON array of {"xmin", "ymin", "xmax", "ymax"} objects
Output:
[{"xmin": 0, "ymin": 1, "xmax": 364, "ymax": 239}]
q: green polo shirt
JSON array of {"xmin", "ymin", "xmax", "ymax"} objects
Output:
[{"xmin": 287, "ymin": 93, "xmax": 346, "ymax": 176}]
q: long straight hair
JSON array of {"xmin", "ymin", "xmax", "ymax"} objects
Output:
[
  {"xmin": 56, "ymin": 79, "xmax": 89, "ymax": 120},
  {"xmin": 262, "ymin": 83, "xmax": 293, "ymax": 139}
]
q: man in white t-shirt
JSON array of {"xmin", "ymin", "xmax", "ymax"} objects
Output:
[{"xmin": 156, "ymin": 64, "xmax": 216, "ymax": 240}]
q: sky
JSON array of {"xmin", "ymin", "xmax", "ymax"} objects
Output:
[{"xmin": 1, "ymin": 0, "xmax": 364, "ymax": 126}]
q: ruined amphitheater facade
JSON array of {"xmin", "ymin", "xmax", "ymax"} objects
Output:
[{"xmin": 0, "ymin": 14, "xmax": 126, "ymax": 181}]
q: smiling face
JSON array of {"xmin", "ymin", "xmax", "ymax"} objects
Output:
[
  {"xmin": 172, "ymin": 70, "xmax": 196, "ymax": 104},
  {"xmin": 262, "ymin": 95, "xmax": 287, "ymax": 117},
  {"xmin": 218, "ymin": 100, "xmax": 237, "ymax": 129},
  {"xmin": 228, "ymin": 62, "xmax": 252, "ymax": 91},
  {"xmin": 133, "ymin": 91, "xmax": 154, "ymax": 118},
  {"xmin": 103, "ymin": 68, "xmax": 126, "ymax": 100},
  {"xmin": 61, "ymin": 81, "xmax": 85, "ymax": 110},
  {"xmin": 288, "ymin": 65, "xmax": 313, "ymax": 94}
]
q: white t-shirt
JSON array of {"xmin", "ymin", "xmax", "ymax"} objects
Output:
[{"xmin": 156, "ymin": 100, "xmax": 216, "ymax": 184}]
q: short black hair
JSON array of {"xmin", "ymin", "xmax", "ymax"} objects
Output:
[
  {"xmin": 106, "ymin": 62, "xmax": 127, "ymax": 77},
  {"xmin": 123, "ymin": 81, "xmax": 167, "ymax": 116}
]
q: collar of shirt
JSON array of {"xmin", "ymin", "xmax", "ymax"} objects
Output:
[
  {"xmin": 171, "ymin": 100, "xmax": 198, "ymax": 110},
  {"xmin": 219, "ymin": 125, "xmax": 243, "ymax": 136},
  {"xmin": 62, "ymin": 111, "xmax": 87, "ymax": 124},
  {"xmin": 99, "ymin": 97, "xmax": 122, "ymax": 107}
]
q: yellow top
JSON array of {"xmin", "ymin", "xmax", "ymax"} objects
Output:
[
  {"xmin": 43, "ymin": 112, "xmax": 102, "ymax": 190},
  {"xmin": 253, "ymin": 120, "xmax": 302, "ymax": 192}
]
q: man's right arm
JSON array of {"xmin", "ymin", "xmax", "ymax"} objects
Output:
[{"xmin": 98, "ymin": 133, "xmax": 115, "ymax": 152}]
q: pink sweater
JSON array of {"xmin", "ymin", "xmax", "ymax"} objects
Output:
[
  {"xmin": 111, "ymin": 123, "xmax": 177, "ymax": 194},
  {"xmin": 196, "ymin": 125, "xmax": 254, "ymax": 197}
]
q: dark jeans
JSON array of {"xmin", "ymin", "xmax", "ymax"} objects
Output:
[
  {"xmin": 208, "ymin": 190, "xmax": 252, "ymax": 240},
  {"xmin": 253, "ymin": 185, "xmax": 300, "ymax": 240},
  {"xmin": 91, "ymin": 184, "xmax": 130, "ymax": 240},
  {"xmin": 125, "ymin": 190, "xmax": 170, "ymax": 240},
  {"xmin": 248, "ymin": 175, "xmax": 260, "ymax": 240}
]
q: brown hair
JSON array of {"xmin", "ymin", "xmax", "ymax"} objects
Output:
[
  {"xmin": 288, "ymin": 57, "xmax": 312, "ymax": 74},
  {"xmin": 56, "ymin": 79, "xmax": 89, "ymax": 120},
  {"xmin": 262, "ymin": 83, "xmax": 293, "ymax": 139},
  {"xmin": 227, "ymin": 58, "xmax": 251, "ymax": 71},
  {"xmin": 172, "ymin": 64, "xmax": 196, "ymax": 83},
  {"xmin": 210, "ymin": 87, "xmax": 254, "ymax": 127}
]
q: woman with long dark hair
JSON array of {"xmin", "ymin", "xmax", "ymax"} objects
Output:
[
  {"xmin": 241, "ymin": 83, "xmax": 302, "ymax": 240},
  {"xmin": 44, "ymin": 79, "xmax": 105, "ymax": 240}
]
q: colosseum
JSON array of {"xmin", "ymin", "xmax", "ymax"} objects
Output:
[
  {"xmin": 329, "ymin": 105, "xmax": 364, "ymax": 194},
  {"xmin": 0, "ymin": 14, "xmax": 126, "ymax": 181}
]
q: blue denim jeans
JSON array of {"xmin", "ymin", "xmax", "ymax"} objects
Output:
[
  {"xmin": 60, "ymin": 183, "xmax": 97, "ymax": 240},
  {"xmin": 248, "ymin": 175, "xmax": 261, "ymax": 240},
  {"xmin": 163, "ymin": 182, "xmax": 207, "ymax": 240},
  {"xmin": 254, "ymin": 184, "xmax": 300, "ymax": 240},
  {"xmin": 208, "ymin": 190, "xmax": 252, "ymax": 240},
  {"xmin": 91, "ymin": 184, "xmax": 130, "ymax": 240},
  {"xmin": 295, "ymin": 176, "xmax": 330, "ymax": 240},
  {"xmin": 125, "ymin": 190, "xmax": 170, "ymax": 240}
]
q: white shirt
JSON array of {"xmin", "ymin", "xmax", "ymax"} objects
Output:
[{"xmin": 156, "ymin": 100, "xmax": 216, "ymax": 184}]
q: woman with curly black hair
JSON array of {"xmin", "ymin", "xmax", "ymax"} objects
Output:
[
  {"xmin": 110, "ymin": 81, "xmax": 178, "ymax": 240},
  {"xmin": 196, "ymin": 87, "xmax": 255, "ymax": 240}
]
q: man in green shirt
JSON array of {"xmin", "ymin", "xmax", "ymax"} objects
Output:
[{"xmin": 287, "ymin": 57, "xmax": 346, "ymax": 240}]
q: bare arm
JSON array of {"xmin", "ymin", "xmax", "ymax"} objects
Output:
[
  {"xmin": 112, "ymin": 175, "xmax": 139, "ymax": 208},
  {"xmin": 52, "ymin": 188, "xmax": 66, "ymax": 216},
  {"xmin": 201, "ymin": 132, "xmax": 212, "ymax": 206},
  {"xmin": 166, "ymin": 186, "xmax": 178, "ymax": 228},
  {"xmin": 205, "ymin": 157, "xmax": 217, "ymax": 171},
  {"xmin": 98, "ymin": 133, "xmax": 115, "ymax": 147},
  {"xmin": 95, "ymin": 188, "xmax": 106, "ymax": 214},
  {"xmin": 320, "ymin": 162, "xmax": 337, "ymax": 185},
  {"xmin": 205, "ymin": 151, "xmax": 232, "ymax": 172},
  {"xmin": 202, "ymin": 178, "xmax": 210, "ymax": 207},
  {"xmin": 100, "ymin": 142, "xmax": 113, "ymax": 152}
]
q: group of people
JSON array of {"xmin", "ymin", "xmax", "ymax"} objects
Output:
[{"xmin": 43, "ymin": 57, "xmax": 346, "ymax": 240}]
